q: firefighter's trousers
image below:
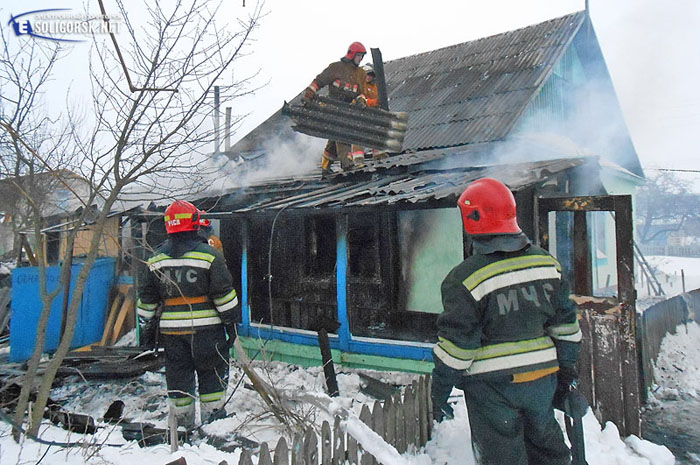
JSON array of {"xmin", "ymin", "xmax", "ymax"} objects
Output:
[
  {"xmin": 460, "ymin": 374, "xmax": 571, "ymax": 465},
  {"xmin": 322, "ymin": 140, "xmax": 353, "ymax": 171},
  {"xmin": 162, "ymin": 327, "xmax": 230, "ymax": 427}
]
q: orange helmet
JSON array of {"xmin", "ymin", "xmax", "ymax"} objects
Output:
[
  {"xmin": 345, "ymin": 41, "xmax": 366, "ymax": 60},
  {"xmin": 164, "ymin": 200, "xmax": 200, "ymax": 234},
  {"xmin": 457, "ymin": 178, "xmax": 521, "ymax": 235}
]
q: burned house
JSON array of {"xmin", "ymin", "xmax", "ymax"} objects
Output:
[{"xmin": 134, "ymin": 10, "xmax": 645, "ymax": 434}]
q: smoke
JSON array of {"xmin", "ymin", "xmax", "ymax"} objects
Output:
[{"xmin": 197, "ymin": 132, "xmax": 326, "ymax": 195}]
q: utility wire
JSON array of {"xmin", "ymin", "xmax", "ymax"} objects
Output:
[{"xmin": 650, "ymin": 168, "xmax": 700, "ymax": 173}]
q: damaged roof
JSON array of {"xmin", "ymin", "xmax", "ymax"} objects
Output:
[
  {"xmin": 232, "ymin": 11, "xmax": 590, "ymax": 158},
  {"xmin": 384, "ymin": 11, "xmax": 586, "ymax": 151},
  {"xmin": 204, "ymin": 158, "xmax": 587, "ymax": 214}
]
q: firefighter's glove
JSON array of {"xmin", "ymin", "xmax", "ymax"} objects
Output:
[
  {"xmin": 430, "ymin": 357, "xmax": 460, "ymax": 423},
  {"xmin": 224, "ymin": 322, "xmax": 237, "ymax": 347},
  {"xmin": 432, "ymin": 401, "xmax": 454, "ymax": 423},
  {"xmin": 563, "ymin": 388, "xmax": 589, "ymax": 419},
  {"xmin": 139, "ymin": 317, "xmax": 157, "ymax": 349},
  {"xmin": 553, "ymin": 366, "xmax": 578, "ymax": 412},
  {"xmin": 354, "ymin": 95, "xmax": 368, "ymax": 108},
  {"xmin": 302, "ymin": 87, "xmax": 316, "ymax": 105}
]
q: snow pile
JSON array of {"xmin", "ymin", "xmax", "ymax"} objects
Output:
[{"xmin": 651, "ymin": 321, "xmax": 700, "ymax": 399}]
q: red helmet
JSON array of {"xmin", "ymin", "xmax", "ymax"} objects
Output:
[
  {"xmin": 345, "ymin": 42, "xmax": 367, "ymax": 60},
  {"xmin": 164, "ymin": 200, "xmax": 200, "ymax": 234},
  {"xmin": 457, "ymin": 178, "xmax": 521, "ymax": 235},
  {"xmin": 199, "ymin": 210, "xmax": 211, "ymax": 228}
]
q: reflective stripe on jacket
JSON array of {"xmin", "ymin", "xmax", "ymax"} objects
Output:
[
  {"xmin": 433, "ymin": 244, "xmax": 581, "ymax": 379},
  {"xmin": 137, "ymin": 238, "xmax": 239, "ymax": 332}
]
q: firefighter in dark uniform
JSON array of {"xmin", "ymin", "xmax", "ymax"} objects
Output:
[
  {"xmin": 302, "ymin": 41, "xmax": 368, "ymax": 175},
  {"xmin": 137, "ymin": 200, "xmax": 240, "ymax": 429},
  {"xmin": 430, "ymin": 178, "xmax": 582, "ymax": 465}
]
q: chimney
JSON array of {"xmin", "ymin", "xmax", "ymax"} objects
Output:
[{"xmin": 370, "ymin": 48, "xmax": 389, "ymax": 111}]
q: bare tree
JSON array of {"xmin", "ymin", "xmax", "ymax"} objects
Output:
[
  {"xmin": 636, "ymin": 171, "xmax": 700, "ymax": 244},
  {"xmin": 1, "ymin": 0, "xmax": 263, "ymax": 439}
]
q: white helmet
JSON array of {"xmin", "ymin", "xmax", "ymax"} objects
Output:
[{"xmin": 362, "ymin": 63, "xmax": 375, "ymax": 75}]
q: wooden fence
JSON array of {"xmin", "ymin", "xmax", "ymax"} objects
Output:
[
  {"xmin": 639, "ymin": 289, "xmax": 700, "ymax": 393},
  {"xmin": 238, "ymin": 375, "xmax": 432, "ymax": 465}
]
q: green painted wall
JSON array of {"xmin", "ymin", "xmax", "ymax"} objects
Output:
[{"xmin": 398, "ymin": 208, "xmax": 463, "ymax": 314}]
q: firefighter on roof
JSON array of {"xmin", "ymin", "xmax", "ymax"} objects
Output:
[
  {"xmin": 137, "ymin": 200, "xmax": 240, "ymax": 429},
  {"xmin": 302, "ymin": 41, "xmax": 368, "ymax": 175},
  {"xmin": 430, "ymin": 178, "xmax": 582, "ymax": 465},
  {"xmin": 350, "ymin": 63, "xmax": 387, "ymax": 163}
]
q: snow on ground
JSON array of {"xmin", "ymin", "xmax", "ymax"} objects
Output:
[
  {"xmin": 0, "ymin": 338, "xmax": 680, "ymax": 465},
  {"xmin": 650, "ymin": 320, "xmax": 700, "ymax": 401},
  {"xmin": 5, "ymin": 253, "xmax": 700, "ymax": 465},
  {"xmin": 645, "ymin": 256, "xmax": 700, "ymax": 296}
]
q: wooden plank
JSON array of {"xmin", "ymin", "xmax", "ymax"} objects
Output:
[
  {"xmin": 403, "ymin": 385, "xmax": 416, "ymax": 451},
  {"xmin": 332, "ymin": 417, "xmax": 345, "ymax": 465},
  {"xmin": 412, "ymin": 381, "xmax": 421, "ymax": 449},
  {"xmin": 358, "ymin": 405, "xmax": 374, "ymax": 465},
  {"xmin": 109, "ymin": 288, "xmax": 135, "ymax": 345},
  {"xmin": 239, "ymin": 449, "xmax": 254, "ymax": 465},
  {"xmin": 291, "ymin": 433, "xmax": 304, "ymax": 465},
  {"xmin": 383, "ymin": 396, "xmax": 395, "ymax": 447},
  {"xmin": 346, "ymin": 435, "xmax": 358, "ymax": 465},
  {"xmin": 303, "ymin": 428, "xmax": 318, "ymax": 465},
  {"xmin": 418, "ymin": 376, "xmax": 428, "ymax": 446},
  {"xmin": 274, "ymin": 436, "xmax": 290, "ymax": 465},
  {"xmin": 100, "ymin": 291, "xmax": 124, "ymax": 346},
  {"xmin": 321, "ymin": 421, "xmax": 332, "ymax": 465},
  {"xmin": 394, "ymin": 392, "xmax": 406, "ymax": 454},
  {"xmin": 424, "ymin": 375, "xmax": 433, "ymax": 440},
  {"xmin": 259, "ymin": 442, "xmax": 273, "ymax": 465},
  {"xmin": 371, "ymin": 401, "xmax": 384, "ymax": 441}
]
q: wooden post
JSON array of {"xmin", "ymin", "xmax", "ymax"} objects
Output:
[
  {"xmin": 318, "ymin": 328, "xmax": 339, "ymax": 397},
  {"xmin": 573, "ymin": 211, "xmax": 592, "ymax": 295},
  {"xmin": 682, "ymin": 269, "xmax": 686, "ymax": 293}
]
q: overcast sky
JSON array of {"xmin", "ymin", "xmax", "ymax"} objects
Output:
[{"xmin": 4, "ymin": 0, "xmax": 699, "ymax": 174}]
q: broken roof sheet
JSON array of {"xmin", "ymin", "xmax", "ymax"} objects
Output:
[
  {"xmin": 216, "ymin": 158, "xmax": 585, "ymax": 213},
  {"xmin": 384, "ymin": 11, "xmax": 586, "ymax": 151}
]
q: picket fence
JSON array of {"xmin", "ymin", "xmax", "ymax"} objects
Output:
[{"xmin": 238, "ymin": 375, "xmax": 433, "ymax": 465}]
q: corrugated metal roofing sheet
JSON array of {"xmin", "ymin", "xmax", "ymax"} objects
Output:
[
  {"xmin": 223, "ymin": 158, "xmax": 585, "ymax": 213},
  {"xmin": 383, "ymin": 11, "xmax": 586, "ymax": 152}
]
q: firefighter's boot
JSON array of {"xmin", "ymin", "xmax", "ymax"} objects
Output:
[
  {"xmin": 201, "ymin": 397, "xmax": 227, "ymax": 424},
  {"xmin": 170, "ymin": 400, "xmax": 196, "ymax": 430}
]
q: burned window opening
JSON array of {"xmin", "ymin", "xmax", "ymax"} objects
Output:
[
  {"xmin": 348, "ymin": 212, "xmax": 380, "ymax": 280},
  {"xmin": 304, "ymin": 215, "xmax": 336, "ymax": 276}
]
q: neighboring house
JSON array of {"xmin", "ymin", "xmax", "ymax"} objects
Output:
[
  {"xmin": 0, "ymin": 170, "xmax": 121, "ymax": 264},
  {"xmin": 138, "ymin": 10, "xmax": 644, "ymax": 373}
]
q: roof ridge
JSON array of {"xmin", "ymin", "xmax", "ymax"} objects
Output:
[{"xmin": 385, "ymin": 10, "xmax": 586, "ymax": 67}]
